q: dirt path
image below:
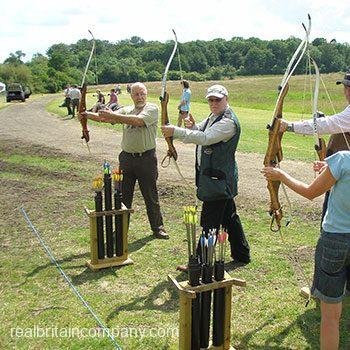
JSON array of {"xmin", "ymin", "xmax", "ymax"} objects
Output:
[{"xmin": 0, "ymin": 95, "xmax": 322, "ymax": 210}]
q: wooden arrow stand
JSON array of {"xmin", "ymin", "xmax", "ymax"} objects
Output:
[
  {"xmin": 85, "ymin": 205, "xmax": 134, "ymax": 271},
  {"xmin": 168, "ymin": 272, "xmax": 246, "ymax": 350}
]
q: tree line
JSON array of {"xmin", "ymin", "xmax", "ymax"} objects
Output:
[{"xmin": 0, "ymin": 36, "xmax": 349, "ymax": 93}]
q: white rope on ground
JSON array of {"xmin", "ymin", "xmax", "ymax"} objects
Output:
[{"xmin": 20, "ymin": 207, "xmax": 122, "ymax": 350}]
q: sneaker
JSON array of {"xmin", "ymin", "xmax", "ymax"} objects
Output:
[
  {"xmin": 300, "ymin": 286, "xmax": 316, "ymax": 300},
  {"xmin": 176, "ymin": 264, "xmax": 188, "ymax": 272}
]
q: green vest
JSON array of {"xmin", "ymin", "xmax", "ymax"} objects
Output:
[{"xmin": 196, "ymin": 110, "xmax": 240, "ymax": 201}]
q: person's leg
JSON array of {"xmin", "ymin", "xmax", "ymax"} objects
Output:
[
  {"xmin": 119, "ymin": 152, "xmax": 137, "ymax": 232},
  {"xmin": 119, "ymin": 152, "xmax": 137, "ymax": 209},
  {"xmin": 71, "ymin": 99, "xmax": 77, "ymax": 117},
  {"xmin": 177, "ymin": 112, "xmax": 183, "ymax": 127},
  {"xmin": 66, "ymin": 98, "xmax": 72, "ymax": 115},
  {"xmin": 311, "ymin": 232, "xmax": 349, "ymax": 348},
  {"xmin": 197, "ymin": 200, "xmax": 227, "ymax": 260},
  {"xmin": 223, "ymin": 199, "xmax": 250, "ymax": 263},
  {"xmin": 320, "ymin": 301, "xmax": 342, "ymax": 350},
  {"xmin": 136, "ymin": 151, "xmax": 164, "ymax": 234}
]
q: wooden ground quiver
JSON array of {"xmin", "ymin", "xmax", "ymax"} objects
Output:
[
  {"xmin": 85, "ymin": 205, "xmax": 134, "ymax": 271},
  {"xmin": 168, "ymin": 272, "xmax": 246, "ymax": 350}
]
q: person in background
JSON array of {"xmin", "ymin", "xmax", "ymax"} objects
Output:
[
  {"xmin": 177, "ymin": 80, "xmax": 191, "ymax": 127},
  {"xmin": 115, "ymin": 84, "xmax": 122, "ymax": 95},
  {"xmin": 60, "ymin": 84, "xmax": 72, "ymax": 116},
  {"xmin": 106, "ymin": 88, "xmax": 120, "ymax": 111},
  {"xmin": 91, "ymin": 89, "xmax": 106, "ymax": 112},
  {"xmin": 262, "ymin": 150, "xmax": 350, "ymax": 350},
  {"xmin": 80, "ymin": 82, "xmax": 168, "ymax": 239},
  {"xmin": 162, "ymin": 84, "xmax": 250, "ymax": 268},
  {"xmin": 68, "ymin": 85, "xmax": 81, "ymax": 118}
]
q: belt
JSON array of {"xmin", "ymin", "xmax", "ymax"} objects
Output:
[{"xmin": 124, "ymin": 148, "xmax": 155, "ymax": 158}]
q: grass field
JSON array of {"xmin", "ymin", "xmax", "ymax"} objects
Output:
[{"xmin": 2, "ymin": 74, "xmax": 350, "ymax": 349}]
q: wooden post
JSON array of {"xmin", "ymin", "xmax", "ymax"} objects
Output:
[
  {"xmin": 223, "ymin": 284, "xmax": 233, "ymax": 350},
  {"xmin": 179, "ymin": 292, "xmax": 192, "ymax": 349}
]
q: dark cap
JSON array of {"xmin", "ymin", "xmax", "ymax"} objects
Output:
[{"xmin": 336, "ymin": 72, "xmax": 350, "ymax": 87}]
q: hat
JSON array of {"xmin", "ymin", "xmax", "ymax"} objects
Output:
[
  {"xmin": 205, "ymin": 84, "xmax": 228, "ymax": 99},
  {"xmin": 336, "ymin": 72, "xmax": 350, "ymax": 87}
]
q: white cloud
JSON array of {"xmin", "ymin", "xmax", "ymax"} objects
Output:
[{"xmin": 0, "ymin": 0, "xmax": 349, "ymax": 62}]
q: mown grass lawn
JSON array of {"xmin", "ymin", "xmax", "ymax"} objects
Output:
[{"xmin": 2, "ymin": 75, "xmax": 350, "ymax": 349}]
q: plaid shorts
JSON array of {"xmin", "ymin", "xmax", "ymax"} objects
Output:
[{"xmin": 311, "ymin": 231, "xmax": 350, "ymax": 303}]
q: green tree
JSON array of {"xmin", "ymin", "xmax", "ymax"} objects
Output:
[
  {"xmin": 318, "ymin": 43, "xmax": 345, "ymax": 73},
  {"xmin": 244, "ymin": 47, "xmax": 272, "ymax": 75},
  {"xmin": 3, "ymin": 50, "xmax": 26, "ymax": 65}
]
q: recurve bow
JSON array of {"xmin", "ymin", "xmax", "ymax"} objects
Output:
[{"xmin": 264, "ymin": 15, "xmax": 311, "ymax": 232}]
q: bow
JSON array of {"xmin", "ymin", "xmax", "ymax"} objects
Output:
[
  {"xmin": 160, "ymin": 29, "xmax": 178, "ymax": 167},
  {"xmin": 264, "ymin": 15, "xmax": 311, "ymax": 232},
  {"xmin": 311, "ymin": 58, "xmax": 327, "ymax": 161},
  {"xmin": 78, "ymin": 29, "xmax": 95, "ymax": 149}
]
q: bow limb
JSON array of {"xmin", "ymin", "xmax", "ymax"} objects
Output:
[
  {"xmin": 280, "ymin": 14, "xmax": 311, "ymax": 89},
  {"xmin": 160, "ymin": 29, "xmax": 178, "ymax": 166},
  {"xmin": 311, "ymin": 58, "xmax": 327, "ymax": 161},
  {"xmin": 78, "ymin": 30, "xmax": 95, "ymax": 146},
  {"xmin": 160, "ymin": 91, "xmax": 178, "ymax": 166},
  {"xmin": 264, "ymin": 83, "xmax": 289, "ymax": 231}
]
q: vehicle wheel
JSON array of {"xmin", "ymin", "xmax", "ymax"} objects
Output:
[
  {"xmin": 21, "ymin": 98, "xmax": 25, "ymax": 102},
  {"xmin": 6, "ymin": 98, "xmax": 11, "ymax": 102}
]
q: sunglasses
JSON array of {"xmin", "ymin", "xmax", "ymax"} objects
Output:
[{"xmin": 208, "ymin": 97, "xmax": 223, "ymax": 103}]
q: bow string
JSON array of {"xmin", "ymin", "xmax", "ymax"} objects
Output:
[
  {"xmin": 78, "ymin": 29, "xmax": 95, "ymax": 153},
  {"xmin": 310, "ymin": 58, "xmax": 327, "ymax": 161}
]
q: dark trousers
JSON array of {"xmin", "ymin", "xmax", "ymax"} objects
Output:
[
  {"xmin": 321, "ymin": 191, "xmax": 350, "ymax": 291},
  {"xmin": 119, "ymin": 149, "xmax": 163, "ymax": 233},
  {"xmin": 199, "ymin": 198, "xmax": 250, "ymax": 262},
  {"xmin": 65, "ymin": 97, "xmax": 72, "ymax": 115},
  {"xmin": 71, "ymin": 98, "xmax": 80, "ymax": 117}
]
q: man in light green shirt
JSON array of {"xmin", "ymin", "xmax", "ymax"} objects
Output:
[{"xmin": 82, "ymin": 82, "xmax": 168, "ymax": 239}]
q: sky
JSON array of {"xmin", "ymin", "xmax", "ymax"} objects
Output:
[{"xmin": 0, "ymin": 0, "xmax": 349, "ymax": 63}]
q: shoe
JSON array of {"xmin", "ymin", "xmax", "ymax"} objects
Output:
[
  {"xmin": 153, "ymin": 229, "xmax": 169, "ymax": 240},
  {"xmin": 176, "ymin": 264, "xmax": 188, "ymax": 272},
  {"xmin": 300, "ymin": 286, "xmax": 316, "ymax": 300}
]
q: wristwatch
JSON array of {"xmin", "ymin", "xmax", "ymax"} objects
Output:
[{"xmin": 286, "ymin": 123, "xmax": 294, "ymax": 132}]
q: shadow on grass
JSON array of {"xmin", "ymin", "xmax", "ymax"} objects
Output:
[
  {"xmin": 128, "ymin": 235, "xmax": 154, "ymax": 253},
  {"xmin": 14, "ymin": 252, "xmax": 90, "ymax": 287},
  {"xmin": 234, "ymin": 309, "xmax": 318, "ymax": 349},
  {"xmin": 70, "ymin": 266, "xmax": 120, "ymax": 285},
  {"xmin": 236, "ymin": 298, "xmax": 350, "ymax": 349},
  {"xmin": 106, "ymin": 279, "xmax": 179, "ymax": 323}
]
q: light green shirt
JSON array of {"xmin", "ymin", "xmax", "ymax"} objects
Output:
[{"xmin": 119, "ymin": 103, "xmax": 158, "ymax": 153}]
